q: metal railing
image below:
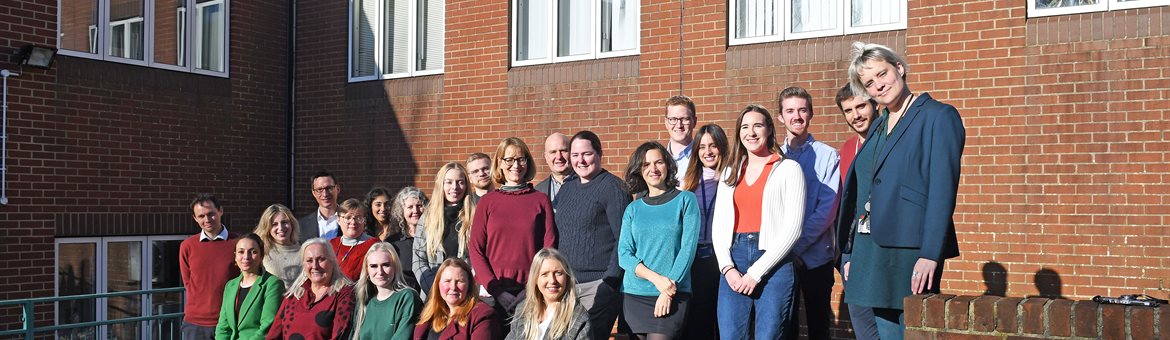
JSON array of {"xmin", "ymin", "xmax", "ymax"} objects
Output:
[{"xmin": 0, "ymin": 287, "xmax": 186, "ymax": 340}]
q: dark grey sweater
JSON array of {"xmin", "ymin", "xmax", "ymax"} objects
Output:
[{"xmin": 552, "ymin": 170, "xmax": 630, "ymax": 283}]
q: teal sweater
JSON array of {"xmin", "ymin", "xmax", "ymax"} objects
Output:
[
  {"xmin": 617, "ymin": 189, "xmax": 700, "ymax": 296},
  {"xmin": 357, "ymin": 289, "xmax": 420, "ymax": 340}
]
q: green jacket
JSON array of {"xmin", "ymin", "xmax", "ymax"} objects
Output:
[{"xmin": 214, "ymin": 271, "xmax": 285, "ymax": 340}]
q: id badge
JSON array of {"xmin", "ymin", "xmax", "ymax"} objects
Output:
[{"xmin": 858, "ymin": 214, "xmax": 871, "ymax": 234}]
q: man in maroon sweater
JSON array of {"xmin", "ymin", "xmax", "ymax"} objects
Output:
[
  {"xmin": 833, "ymin": 84, "xmax": 880, "ymax": 340},
  {"xmin": 179, "ymin": 193, "xmax": 239, "ymax": 339}
]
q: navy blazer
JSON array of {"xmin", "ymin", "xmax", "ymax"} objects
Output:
[{"xmin": 835, "ymin": 92, "xmax": 964, "ymax": 261}]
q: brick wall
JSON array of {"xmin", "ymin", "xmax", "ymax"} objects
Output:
[
  {"xmin": 294, "ymin": 0, "xmax": 1170, "ymax": 337},
  {"xmin": 0, "ymin": 0, "xmax": 289, "ymax": 331},
  {"xmin": 905, "ymin": 294, "xmax": 1169, "ymax": 339}
]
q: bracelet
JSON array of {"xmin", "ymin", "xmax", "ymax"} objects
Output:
[{"xmin": 721, "ymin": 266, "xmax": 734, "ymax": 275}]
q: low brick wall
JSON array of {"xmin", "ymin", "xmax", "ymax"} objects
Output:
[{"xmin": 904, "ymin": 294, "xmax": 1169, "ymax": 339}]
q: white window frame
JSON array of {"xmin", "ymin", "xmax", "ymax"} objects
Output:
[
  {"xmin": 729, "ymin": 0, "xmax": 907, "ymax": 46},
  {"xmin": 347, "ymin": 0, "xmax": 445, "ymax": 82},
  {"xmin": 510, "ymin": 0, "xmax": 640, "ymax": 67},
  {"xmin": 55, "ymin": 235, "xmax": 187, "ymax": 340},
  {"xmin": 1028, "ymin": 0, "xmax": 1170, "ymax": 17},
  {"xmin": 107, "ymin": 17, "xmax": 147, "ymax": 64},
  {"xmin": 194, "ymin": 0, "xmax": 227, "ymax": 75},
  {"xmin": 57, "ymin": 0, "xmax": 230, "ymax": 77}
]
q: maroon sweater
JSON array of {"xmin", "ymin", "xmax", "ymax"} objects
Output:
[
  {"xmin": 179, "ymin": 232, "xmax": 240, "ymax": 326},
  {"xmin": 469, "ymin": 187, "xmax": 557, "ymax": 297},
  {"xmin": 266, "ymin": 282, "xmax": 356, "ymax": 340}
]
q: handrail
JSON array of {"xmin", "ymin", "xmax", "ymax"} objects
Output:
[{"xmin": 0, "ymin": 287, "xmax": 186, "ymax": 340}]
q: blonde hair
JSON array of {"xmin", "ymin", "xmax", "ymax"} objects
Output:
[
  {"xmin": 253, "ymin": 204, "xmax": 300, "ymax": 251},
  {"xmin": 514, "ymin": 248, "xmax": 579, "ymax": 340},
  {"xmin": 286, "ymin": 238, "xmax": 353, "ymax": 299},
  {"xmin": 847, "ymin": 41, "xmax": 909, "ymax": 101},
  {"xmin": 423, "ymin": 162, "xmax": 476, "ymax": 260},
  {"xmin": 353, "ymin": 242, "xmax": 414, "ymax": 339},
  {"xmin": 490, "ymin": 137, "xmax": 537, "ymax": 185},
  {"xmin": 416, "ymin": 259, "xmax": 479, "ymax": 333}
]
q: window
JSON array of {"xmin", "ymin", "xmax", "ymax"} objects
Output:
[
  {"xmin": 512, "ymin": 0, "xmax": 639, "ymax": 66},
  {"xmin": 56, "ymin": 236, "xmax": 187, "ymax": 340},
  {"xmin": 730, "ymin": 0, "xmax": 905, "ymax": 45},
  {"xmin": 58, "ymin": 0, "xmax": 229, "ymax": 77},
  {"xmin": 349, "ymin": 0, "xmax": 445, "ymax": 81},
  {"xmin": 1028, "ymin": 0, "xmax": 1170, "ymax": 17}
]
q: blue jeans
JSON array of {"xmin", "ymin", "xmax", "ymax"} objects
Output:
[
  {"xmin": 717, "ymin": 233, "xmax": 796, "ymax": 340},
  {"xmin": 874, "ymin": 308, "xmax": 905, "ymax": 340}
]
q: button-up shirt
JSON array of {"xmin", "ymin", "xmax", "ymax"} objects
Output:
[
  {"xmin": 668, "ymin": 141, "xmax": 692, "ymax": 187},
  {"xmin": 317, "ymin": 210, "xmax": 339, "ymax": 240},
  {"xmin": 199, "ymin": 225, "xmax": 230, "ymax": 241},
  {"xmin": 780, "ymin": 134, "xmax": 841, "ymax": 268}
]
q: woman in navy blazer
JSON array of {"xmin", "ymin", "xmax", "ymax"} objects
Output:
[
  {"xmin": 837, "ymin": 42, "xmax": 965, "ymax": 340},
  {"xmin": 216, "ymin": 233, "xmax": 286, "ymax": 340}
]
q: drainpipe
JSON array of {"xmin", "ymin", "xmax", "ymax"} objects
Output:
[
  {"xmin": 0, "ymin": 69, "xmax": 16, "ymax": 206},
  {"xmin": 287, "ymin": 0, "xmax": 297, "ymax": 210}
]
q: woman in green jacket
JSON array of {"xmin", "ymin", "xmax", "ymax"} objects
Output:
[{"xmin": 215, "ymin": 233, "xmax": 286, "ymax": 340}]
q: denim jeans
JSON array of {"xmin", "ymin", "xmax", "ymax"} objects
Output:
[
  {"xmin": 716, "ymin": 233, "xmax": 796, "ymax": 340},
  {"xmin": 874, "ymin": 307, "xmax": 905, "ymax": 340}
]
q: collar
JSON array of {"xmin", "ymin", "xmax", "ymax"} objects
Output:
[
  {"xmin": 199, "ymin": 226, "xmax": 229, "ymax": 241},
  {"xmin": 316, "ymin": 208, "xmax": 337, "ymax": 223},
  {"xmin": 782, "ymin": 134, "xmax": 816, "ymax": 153},
  {"xmin": 667, "ymin": 141, "xmax": 692, "ymax": 161}
]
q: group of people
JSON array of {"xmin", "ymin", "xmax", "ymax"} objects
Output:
[{"xmin": 176, "ymin": 42, "xmax": 964, "ymax": 340}]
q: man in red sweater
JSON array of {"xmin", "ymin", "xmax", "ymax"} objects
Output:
[
  {"xmin": 179, "ymin": 193, "xmax": 239, "ymax": 339},
  {"xmin": 833, "ymin": 84, "xmax": 880, "ymax": 340}
]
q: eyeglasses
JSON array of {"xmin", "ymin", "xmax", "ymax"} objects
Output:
[
  {"xmin": 340, "ymin": 215, "xmax": 366, "ymax": 223},
  {"xmin": 501, "ymin": 157, "xmax": 527, "ymax": 167},
  {"xmin": 666, "ymin": 116, "xmax": 693, "ymax": 126},
  {"xmin": 312, "ymin": 185, "xmax": 337, "ymax": 194}
]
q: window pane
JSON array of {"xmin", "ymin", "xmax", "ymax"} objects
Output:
[
  {"xmin": 352, "ymin": 0, "xmax": 378, "ymax": 77},
  {"xmin": 109, "ymin": 0, "xmax": 145, "ymax": 60},
  {"xmin": 416, "ymin": 0, "xmax": 444, "ymax": 71},
  {"xmin": 516, "ymin": 0, "xmax": 550, "ymax": 61},
  {"xmin": 851, "ymin": 0, "xmax": 901, "ymax": 28},
  {"xmin": 107, "ymin": 241, "xmax": 143, "ymax": 340},
  {"xmin": 155, "ymin": 0, "xmax": 187, "ymax": 66},
  {"xmin": 196, "ymin": 0, "xmax": 226, "ymax": 72},
  {"xmin": 557, "ymin": 0, "xmax": 592, "ymax": 57},
  {"xmin": 61, "ymin": 0, "xmax": 99, "ymax": 54},
  {"xmin": 736, "ymin": 0, "xmax": 778, "ymax": 39},
  {"xmin": 791, "ymin": 0, "xmax": 837, "ymax": 33},
  {"xmin": 1035, "ymin": 0, "xmax": 1099, "ymax": 8},
  {"xmin": 601, "ymin": 0, "xmax": 636, "ymax": 52},
  {"xmin": 385, "ymin": 0, "xmax": 410, "ymax": 74},
  {"xmin": 57, "ymin": 242, "xmax": 98, "ymax": 339},
  {"xmin": 150, "ymin": 239, "xmax": 184, "ymax": 340}
]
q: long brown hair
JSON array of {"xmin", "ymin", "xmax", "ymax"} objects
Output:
[
  {"xmin": 723, "ymin": 104, "xmax": 780, "ymax": 186},
  {"xmin": 416, "ymin": 258, "xmax": 479, "ymax": 332},
  {"xmin": 682, "ymin": 124, "xmax": 729, "ymax": 192}
]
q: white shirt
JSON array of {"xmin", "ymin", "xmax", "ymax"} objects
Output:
[
  {"xmin": 317, "ymin": 210, "xmax": 339, "ymax": 239},
  {"xmin": 199, "ymin": 225, "xmax": 229, "ymax": 241}
]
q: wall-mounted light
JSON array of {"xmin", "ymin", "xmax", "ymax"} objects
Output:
[{"xmin": 16, "ymin": 45, "xmax": 57, "ymax": 69}]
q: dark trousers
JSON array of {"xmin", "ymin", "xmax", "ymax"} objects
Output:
[
  {"xmin": 680, "ymin": 254, "xmax": 720, "ymax": 339},
  {"xmin": 180, "ymin": 322, "xmax": 215, "ymax": 340},
  {"xmin": 790, "ymin": 260, "xmax": 835, "ymax": 340}
]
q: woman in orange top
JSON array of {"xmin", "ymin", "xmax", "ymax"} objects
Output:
[{"xmin": 709, "ymin": 104, "xmax": 806, "ymax": 339}]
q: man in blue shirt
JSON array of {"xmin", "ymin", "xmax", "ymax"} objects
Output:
[
  {"xmin": 778, "ymin": 86, "xmax": 841, "ymax": 340},
  {"xmin": 663, "ymin": 95, "xmax": 695, "ymax": 188}
]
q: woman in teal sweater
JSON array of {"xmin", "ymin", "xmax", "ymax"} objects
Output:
[
  {"xmin": 353, "ymin": 242, "xmax": 421, "ymax": 340},
  {"xmin": 215, "ymin": 233, "xmax": 286, "ymax": 340},
  {"xmin": 616, "ymin": 141, "xmax": 700, "ymax": 340}
]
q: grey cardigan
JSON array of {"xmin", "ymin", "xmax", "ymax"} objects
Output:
[
  {"xmin": 504, "ymin": 304, "xmax": 593, "ymax": 340},
  {"xmin": 411, "ymin": 211, "xmax": 468, "ymax": 292}
]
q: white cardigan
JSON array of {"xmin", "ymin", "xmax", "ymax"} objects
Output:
[{"xmin": 712, "ymin": 156, "xmax": 806, "ymax": 281}]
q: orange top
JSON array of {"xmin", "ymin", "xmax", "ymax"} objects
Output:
[{"xmin": 733, "ymin": 154, "xmax": 781, "ymax": 233}]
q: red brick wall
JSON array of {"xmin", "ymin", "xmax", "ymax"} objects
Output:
[
  {"xmin": 294, "ymin": 1, "xmax": 1170, "ymax": 337},
  {"xmin": 0, "ymin": 0, "xmax": 289, "ymax": 330},
  {"xmin": 904, "ymin": 294, "xmax": 1168, "ymax": 339}
]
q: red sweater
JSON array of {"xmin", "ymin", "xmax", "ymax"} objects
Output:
[
  {"xmin": 267, "ymin": 282, "xmax": 356, "ymax": 340},
  {"xmin": 179, "ymin": 232, "xmax": 240, "ymax": 326},
  {"xmin": 329, "ymin": 237, "xmax": 378, "ymax": 281},
  {"xmin": 840, "ymin": 135, "xmax": 862, "ymax": 187},
  {"xmin": 469, "ymin": 187, "xmax": 557, "ymax": 297}
]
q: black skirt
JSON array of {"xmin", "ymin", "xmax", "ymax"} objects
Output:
[{"xmin": 622, "ymin": 293, "xmax": 690, "ymax": 336}]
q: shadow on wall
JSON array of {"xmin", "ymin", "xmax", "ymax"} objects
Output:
[
  {"xmin": 982, "ymin": 261, "xmax": 1007, "ymax": 296},
  {"xmin": 1032, "ymin": 267, "xmax": 1067, "ymax": 299}
]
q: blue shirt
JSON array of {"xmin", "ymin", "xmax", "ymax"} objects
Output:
[
  {"xmin": 617, "ymin": 189, "xmax": 700, "ymax": 296},
  {"xmin": 780, "ymin": 134, "xmax": 841, "ymax": 268}
]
